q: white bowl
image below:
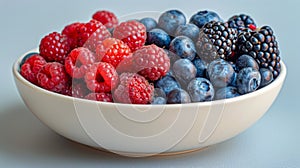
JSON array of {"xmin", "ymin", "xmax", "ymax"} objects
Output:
[{"xmin": 13, "ymin": 48, "xmax": 287, "ymax": 157}]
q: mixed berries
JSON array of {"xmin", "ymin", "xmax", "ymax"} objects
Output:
[{"xmin": 20, "ymin": 9, "xmax": 282, "ymax": 104}]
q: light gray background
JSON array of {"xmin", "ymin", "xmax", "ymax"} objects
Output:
[{"xmin": 1, "ymin": 0, "xmax": 299, "ymax": 167}]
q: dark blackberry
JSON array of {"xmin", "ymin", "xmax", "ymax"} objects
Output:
[
  {"xmin": 196, "ymin": 21, "xmax": 238, "ymax": 62},
  {"xmin": 237, "ymin": 26, "xmax": 281, "ymax": 77},
  {"xmin": 227, "ymin": 14, "xmax": 256, "ymax": 34}
]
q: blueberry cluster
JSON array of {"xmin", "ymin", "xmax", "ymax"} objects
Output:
[{"xmin": 138, "ymin": 9, "xmax": 280, "ymax": 104}]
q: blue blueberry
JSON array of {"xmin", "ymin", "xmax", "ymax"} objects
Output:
[
  {"xmin": 259, "ymin": 68, "xmax": 274, "ymax": 88},
  {"xmin": 151, "ymin": 97, "xmax": 167, "ymax": 104},
  {"xmin": 237, "ymin": 67, "xmax": 261, "ymax": 94},
  {"xmin": 207, "ymin": 59, "xmax": 235, "ymax": 88},
  {"xmin": 192, "ymin": 58, "xmax": 207, "ymax": 77},
  {"xmin": 153, "ymin": 88, "xmax": 166, "ymax": 98},
  {"xmin": 158, "ymin": 9, "xmax": 186, "ymax": 36},
  {"xmin": 155, "ymin": 75, "xmax": 181, "ymax": 95},
  {"xmin": 169, "ymin": 36, "xmax": 196, "ymax": 61},
  {"xmin": 164, "ymin": 49, "xmax": 181, "ymax": 65},
  {"xmin": 215, "ymin": 86, "xmax": 240, "ymax": 100},
  {"xmin": 147, "ymin": 28, "xmax": 171, "ymax": 49},
  {"xmin": 139, "ymin": 17, "xmax": 157, "ymax": 31},
  {"xmin": 236, "ymin": 54, "xmax": 259, "ymax": 71},
  {"xmin": 229, "ymin": 72, "xmax": 238, "ymax": 87},
  {"xmin": 167, "ymin": 88, "xmax": 191, "ymax": 104},
  {"xmin": 229, "ymin": 61, "xmax": 239, "ymax": 72},
  {"xmin": 175, "ymin": 23, "xmax": 200, "ymax": 41},
  {"xmin": 189, "ymin": 10, "xmax": 222, "ymax": 28},
  {"xmin": 187, "ymin": 78, "xmax": 214, "ymax": 102},
  {"xmin": 172, "ymin": 59, "xmax": 197, "ymax": 86}
]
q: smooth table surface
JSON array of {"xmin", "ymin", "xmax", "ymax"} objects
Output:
[{"xmin": 1, "ymin": 0, "xmax": 299, "ymax": 167}]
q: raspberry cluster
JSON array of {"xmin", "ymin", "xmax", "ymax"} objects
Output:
[{"xmin": 20, "ymin": 9, "xmax": 281, "ymax": 104}]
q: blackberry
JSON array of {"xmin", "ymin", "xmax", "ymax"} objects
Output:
[
  {"xmin": 196, "ymin": 21, "xmax": 238, "ymax": 62},
  {"xmin": 227, "ymin": 14, "xmax": 256, "ymax": 33},
  {"xmin": 237, "ymin": 26, "xmax": 281, "ymax": 77}
]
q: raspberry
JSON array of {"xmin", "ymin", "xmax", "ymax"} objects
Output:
[
  {"xmin": 92, "ymin": 10, "xmax": 118, "ymax": 29},
  {"xmin": 37, "ymin": 62, "xmax": 70, "ymax": 93},
  {"xmin": 84, "ymin": 92, "xmax": 113, "ymax": 102},
  {"xmin": 79, "ymin": 19, "xmax": 111, "ymax": 51},
  {"xmin": 62, "ymin": 79, "xmax": 90, "ymax": 98},
  {"xmin": 39, "ymin": 32, "xmax": 72, "ymax": 64},
  {"xmin": 133, "ymin": 45, "xmax": 170, "ymax": 81},
  {"xmin": 113, "ymin": 73, "xmax": 154, "ymax": 104},
  {"xmin": 84, "ymin": 62, "xmax": 119, "ymax": 93},
  {"xmin": 113, "ymin": 20, "xmax": 146, "ymax": 51},
  {"xmin": 62, "ymin": 22, "xmax": 83, "ymax": 49},
  {"xmin": 20, "ymin": 54, "xmax": 47, "ymax": 84},
  {"xmin": 95, "ymin": 38, "xmax": 132, "ymax": 68},
  {"xmin": 65, "ymin": 47, "xmax": 96, "ymax": 78}
]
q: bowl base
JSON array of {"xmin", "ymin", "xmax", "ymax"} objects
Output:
[{"xmin": 66, "ymin": 138, "xmax": 209, "ymax": 157}]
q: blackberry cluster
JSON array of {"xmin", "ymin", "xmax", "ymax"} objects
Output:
[
  {"xmin": 227, "ymin": 14, "xmax": 256, "ymax": 33},
  {"xmin": 196, "ymin": 21, "xmax": 238, "ymax": 62},
  {"xmin": 237, "ymin": 26, "xmax": 281, "ymax": 77}
]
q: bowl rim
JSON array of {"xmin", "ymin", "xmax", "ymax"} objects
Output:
[{"xmin": 13, "ymin": 48, "xmax": 287, "ymax": 108}]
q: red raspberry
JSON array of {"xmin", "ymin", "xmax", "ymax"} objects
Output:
[
  {"xmin": 62, "ymin": 79, "xmax": 90, "ymax": 98},
  {"xmin": 20, "ymin": 54, "xmax": 47, "ymax": 84},
  {"xmin": 37, "ymin": 62, "xmax": 70, "ymax": 93},
  {"xmin": 95, "ymin": 38, "xmax": 132, "ymax": 68},
  {"xmin": 84, "ymin": 62, "xmax": 119, "ymax": 93},
  {"xmin": 39, "ymin": 32, "xmax": 72, "ymax": 64},
  {"xmin": 84, "ymin": 92, "xmax": 113, "ymax": 102},
  {"xmin": 78, "ymin": 19, "xmax": 111, "ymax": 51},
  {"xmin": 65, "ymin": 47, "xmax": 96, "ymax": 79},
  {"xmin": 113, "ymin": 20, "xmax": 146, "ymax": 51},
  {"xmin": 92, "ymin": 10, "xmax": 118, "ymax": 29},
  {"xmin": 62, "ymin": 22, "xmax": 83, "ymax": 49},
  {"xmin": 113, "ymin": 73, "xmax": 154, "ymax": 104},
  {"xmin": 118, "ymin": 45, "xmax": 170, "ymax": 81}
]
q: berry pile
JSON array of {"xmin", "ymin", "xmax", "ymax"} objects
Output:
[{"xmin": 20, "ymin": 9, "xmax": 282, "ymax": 104}]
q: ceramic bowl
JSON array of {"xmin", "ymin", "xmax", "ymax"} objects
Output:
[
  {"xmin": 12, "ymin": 12, "xmax": 287, "ymax": 157},
  {"xmin": 13, "ymin": 48, "xmax": 286, "ymax": 157}
]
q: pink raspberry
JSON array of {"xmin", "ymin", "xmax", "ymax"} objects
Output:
[
  {"xmin": 113, "ymin": 20, "xmax": 146, "ymax": 51},
  {"xmin": 20, "ymin": 54, "xmax": 47, "ymax": 84},
  {"xmin": 37, "ymin": 62, "xmax": 71, "ymax": 93},
  {"xmin": 64, "ymin": 47, "xmax": 96, "ymax": 79}
]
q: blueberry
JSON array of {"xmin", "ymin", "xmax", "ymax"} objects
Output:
[
  {"xmin": 207, "ymin": 59, "xmax": 235, "ymax": 88},
  {"xmin": 155, "ymin": 75, "xmax": 181, "ymax": 95},
  {"xmin": 147, "ymin": 28, "xmax": 171, "ymax": 49},
  {"xmin": 153, "ymin": 88, "xmax": 167, "ymax": 98},
  {"xmin": 189, "ymin": 10, "xmax": 222, "ymax": 28},
  {"xmin": 172, "ymin": 59, "xmax": 197, "ymax": 86},
  {"xmin": 229, "ymin": 61, "xmax": 239, "ymax": 72},
  {"xmin": 237, "ymin": 67, "xmax": 261, "ymax": 94},
  {"xmin": 151, "ymin": 97, "xmax": 167, "ymax": 104},
  {"xmin": 158, "ymin": 9, "xmax": 186, "ymax": 36},
  {"xmin": 187, "ymin": 78, "xmax": 214, "ymax": 102},
  {"xmin": 164, "ymin": 49, "xmax": 181, "ymax": 65},
  {"xmin": 139, "ymin": 17, "xmax": 157, "ymax": 32},
  {"xmin": 175, "ymin": 23, "xmax": 200, "ymax": 42},
  {"xmin": 259, "ymin": 68, "xmax": 274, "ymax": 88},
  {"xmin": 192, "ymin": 58, "xmax": 207, "ymax": 77},
  {"xmin": 169, "ymin": 36, "xmax": 196, "ymax": 61},
  {"xmin": 236, "ymin": 54, "xmax": 259, "ymax": 70},
  {"xmin": 230, "ymin": 72, "xmax": 238, "ymax": 87},
  {"xmin": 215, "ymin": 86, "xmax": 240, "ymax": 100},
  {"xmin": 167, "ymin": 88, "xmax": 191, "ymax": 104}
]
